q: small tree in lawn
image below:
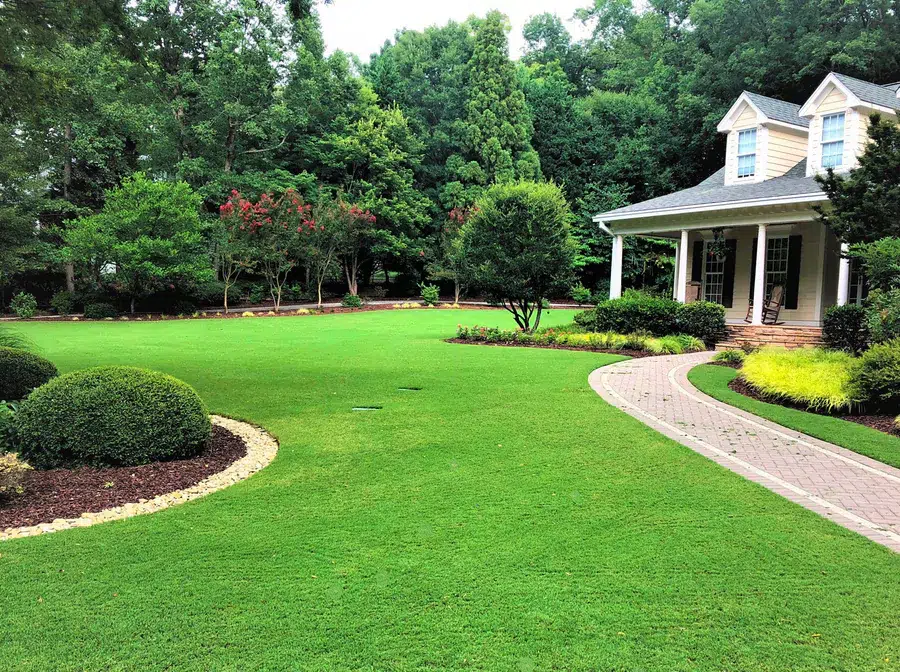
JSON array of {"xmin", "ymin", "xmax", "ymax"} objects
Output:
[
  {"xmin": 238, "ymin": 190, "xmax": 308, "ymax": 312},
  {"xmin": 334, "ymin": 203, "xmax": 377, "ymax": 296},
  {"xmin": 427, "ymin": 206, "xmax": 475, "ymax": 304},
  {"xmin": 217, "ymin": 190, "xmax": 258, "ymax": 313},
  {"xmin": 64, "ymin": 173, "xmax": 212, "ymax": 314},
  {"xmin": 300, "ymin": 197, "xmax": 341, "ymax": 307},
  {"xmin": 463, "ymin": 181, "xmax": 575, "ymax": 332}
]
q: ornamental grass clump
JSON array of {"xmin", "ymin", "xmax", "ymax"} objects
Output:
[
  {"xmin": 0, "ymin": 347, "xmax": 58, "ymax": 401},
  {"xmin": 15, "ymin": 366, "xmax": 211, "ymax": 468},
  {"xmin": 740, "ymin": 347, "xmax": 854, "ymax": 412}
]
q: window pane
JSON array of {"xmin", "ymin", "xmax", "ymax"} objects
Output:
[
  {"xmin": 822, "ymin": 113, "xmax": 845, "ymax": 142},
  {"xmin": 822, "ymin": 141, "xmax": 843, "ymax": 168},
  {"xmin": 765, "ymin": 237, "xmax": 790, "ymax": 300},
  {"xmin": 737, "ymin": 129, "xmax": 757, "ymax": 154},
  {"xmin": 704, "ymin": 244, "xmax": 726, "ymax": 304},
  {"xmin": 737, "ymin": 153, "xmax": 756, "ymax": 177}
]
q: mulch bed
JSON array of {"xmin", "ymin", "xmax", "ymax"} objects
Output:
[
  {"xmin": 728, "ymin": 376, "xmax": 900, "ymax": 438},
  {"xmin": 447, "ymin": 338, "xmax": 655, "ymax": 358},
  {"xmin": 0, "ymin": 425, "xmax": 246, "ymax": 530}
]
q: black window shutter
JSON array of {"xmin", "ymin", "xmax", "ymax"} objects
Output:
[
  {"xmin": 785, "ymin": 235, "xmax": 802, "ymax": 309},
  {"xmin": 691, "ymin": 240, "xmax": 704, "ymax": 283},
  {"xmin": 722, "ymin": 239, "xmax": 737, "ymax": 308},
  {"xmin": 749, "ymin": 238, "xmax": 757, "ymax": 300}
]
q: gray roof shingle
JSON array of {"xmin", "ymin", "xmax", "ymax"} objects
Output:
[
  {"xmin": 833, "ymin": 72, "xmax": 900, "ymax": 111},
  {"xmin": 744, "ymin": 92, "xmax": 809, "ymax": 128},
  {"xmin": 597, "ymin": 160, "xmax": 824, "ymax": 220}
]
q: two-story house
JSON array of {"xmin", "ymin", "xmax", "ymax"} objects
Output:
[{"xmin": 593, "ymin": 72, "xmax": 900, "ymax": 346}]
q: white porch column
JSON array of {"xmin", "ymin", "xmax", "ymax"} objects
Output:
[
  {"xmin": 752, "ymin": 224, "xmax": 767, "ymax": 325},
  {"xmin": 837, "ymin": 242, "xmax": 851, "ymax": 306},
  {"xmin": 672, "ymin": 240, "xmax": 681, "ymax": 300},
  {"xmin": 609, "ymin": 234, "xmax": 624, "ymax": 299},
  {"xmin": 676, "ymin": 229, "xmax": 689, "ymax": 303}
]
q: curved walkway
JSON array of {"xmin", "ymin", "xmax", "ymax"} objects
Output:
[{"xmin": 590, "ymin": 352, "xmax": 900, "ymax": 552}]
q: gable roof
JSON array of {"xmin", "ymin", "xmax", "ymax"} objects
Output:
[
  {"xmin": 717, "ymin": 91, "xmax": 809, "ymax": 132},
  {"xmin": 743, "ymin": 92, "xmax": 809, "ymax": 128},
  {"xmin": 594, "ymin": 160, "xmax": 825, "ymax": 223},
  {"xmin": 832, "ymin": 72, "xmax": 900, "ymax": 112}
]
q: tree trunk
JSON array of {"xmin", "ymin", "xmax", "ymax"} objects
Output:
[
  {"xmin": 317, "ymin": 279, "xmax": 323, "ymax": 307},
  {"xmin": 63, "ymin": 122, "xmax": 75, "ymax": 291},
  {"xmin": 130, "ymin": 296, "xmax": 136, "ymax": 315},
  {"xmin": 224, "ymin": 121, "xmax": 236, "ymax": 173},
  {"xmin": 224, "ymin": 283, "xmax": 230, "ymax": 314},
  {"xmin": 454, "ymin": 279, "xmax": 460, "ymax": 305},
  {"xmin": 65, "ymin": 264, "xmax": 75, "ymax": 292}
]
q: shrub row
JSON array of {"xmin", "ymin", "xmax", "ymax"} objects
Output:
[
  {"xmin": 574, "ymin": 292, "xmax": 726, "ymax": 345},
  {"xmin": 457, "ymin": 325, "xmax": 706, "ymax": 355}
]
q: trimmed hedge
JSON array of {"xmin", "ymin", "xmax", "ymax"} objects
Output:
[
  {"xmin": 0, "ymin": 347, "xmax": 58, "ymax": 401},
  {"xmin": 15, "ymin": 366, "xmax": 211, "ymax": 468},
  {"xmin": 848, "ymin": 340, "xmax": 900, "ymax": 412},
  {"xmin": 823, "ymin": 304, "xmax": 870, "ymax": 354},
  {"xmin": 84, "ymin": 302, "xmax": 118, "ymax": 319},
  {"xmin": 574, "ymin": 292, "xmax": 726, "ymax": 344}
]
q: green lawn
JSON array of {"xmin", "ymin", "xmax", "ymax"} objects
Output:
[
  {"xmin": 1, "ymin": 311, "xmax": 899, "ymax": 671},
  {"xmin": 689, "ymin": 363, "xmax": 900, "ymax": 470}
]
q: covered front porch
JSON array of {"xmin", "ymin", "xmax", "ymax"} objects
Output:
[{"xmin": 599, "ymin": 203, "xmax": 860, "ymax": 329}]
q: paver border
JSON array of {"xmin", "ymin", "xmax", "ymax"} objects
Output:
[{"xmin": 0, "ymin": 415, "xmax": 278, "ymax": 541}]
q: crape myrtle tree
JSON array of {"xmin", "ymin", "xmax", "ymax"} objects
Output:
[
  {"xmin": 301, "ymin": 196, "xmax": 342, "ymax": 307},
  {"xmin": 463, "ymin": 181, "xmax": 575, "ymax": 332},
  {"xmin": 64, "ymin": 173, "xmax": 212, "ymax": 314},
  {"xmin": 216, "ymin": 190, "xmax": 258, "ymax": 313}
]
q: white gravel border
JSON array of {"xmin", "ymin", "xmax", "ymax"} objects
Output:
[{"xmin": 0, "ymin": 415, "xmax": 278, "ymax": 541}]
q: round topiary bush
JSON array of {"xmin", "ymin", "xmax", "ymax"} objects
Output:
[
  {"xmin": 0, "ymin": 347, "xmax": 58, "ymax": 401},
  {"xmin": 847, "ymin": 339, "xmax": 900, "ymax": 411},
  {"xmin": 15, "ymin": 366, "xmax": 211, "ymax": 468},
  {"xmin": 84, "ymin": 302, "xmax": 118, "ymax": 320}
]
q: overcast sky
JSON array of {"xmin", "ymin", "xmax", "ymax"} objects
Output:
[{"xmin": 318, "ymin": 0, "xmax": 592, "ymax": 62}]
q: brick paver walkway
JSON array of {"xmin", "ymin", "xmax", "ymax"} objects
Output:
[{"xmin": 589, "ymin": 352, "xmax": 900, "ymax": 552}]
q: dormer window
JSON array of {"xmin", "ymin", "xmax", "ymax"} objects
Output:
[
  {"xmin": 737, "ymin": 129, "xmax": 757, "ymax": 178},
  {"xmin": 821, "ymin": 113, "xmax": 845, "ymax": 168}
]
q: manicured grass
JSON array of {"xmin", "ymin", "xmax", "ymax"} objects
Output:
[
  {"xmin": 689, "ymin": 363, "xmax": 900, "ymax": 470},
  {"xmin": 1, "ymin": 311, "xmax": 899, "ymax": 671}
]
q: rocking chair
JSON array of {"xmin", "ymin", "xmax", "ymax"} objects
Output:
[{"xmin": 745, "ymin": 284, "xmax": 785, "ymax": 325}]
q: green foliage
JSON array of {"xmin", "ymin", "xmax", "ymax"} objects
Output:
[
  {"xmin": 456, "ymin": 324, "xmax": 705, "ymax": 354},
  {"xmin": 823, "ymin": 304, "xmax": 870, "ymax": 355},
  {"xmin": 419, "ymin": 283, "xmax": 439, "ymax": 306},
  {"xmin": 0, "ymin": 326, "xmax": 30, "ymax": 351},
  {"xmin": 817, "ymin": 116, "xmax": 900, "ymax": 244},
  {"xmin": 341, "ymin": 293, "xmax": 363, "ymax": 309},
  {"xmin": 677, "ymin": 302, "xmax": 727, "ymax": 345},
  {"xmin": 866, "ymin": 289, "xmax": 900, "ymax": 344},
  {"xmin": 712, "ymin": 349, "xmax": 746, "ymax": 366},
  {"xmin": 570, "ymin": 283, "xmax": 592, "ymax": 305},
  {"xmin": 50, "ymin": 290, "xmax": 76, "ymax": 316},
  {"xmin": 850, "ymin": 237, "xmax": 900, "ymax": 292},
  {"xmin": 0, "ymin": 401, "xmax": 18, "ymax": 454},
  {"xmin": 463, "ymin": 181, "xmax": 575, "ymax": 332},
  {"xmin": 15, "ymin": 366, "xmax": 211, "ymax": 468},
  {"xmin": 84, "ymin": 302, "xmax": 117, "ymax": 320},
  {"xmin": 10, "ymin": 291, "xmax": 37, "ymax": 318},
  {"xmin": 0, "ymin": 347, "xmax": 58, "ymax": 401},
  {"xmin": 847, "ymin": 340, "xmax": 900, "ymax": 411},
  {"xmin": 741, "ymin": 348, "xmax": 855, "ymax": 412},
  {"xmin": 64, "ymin": 174, "xmax": 212, "ymax": 313}
]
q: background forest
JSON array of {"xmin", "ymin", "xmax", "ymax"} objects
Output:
[{"xmin": 2, "ymin": 0, "xmax": 899, "ymax": 312}]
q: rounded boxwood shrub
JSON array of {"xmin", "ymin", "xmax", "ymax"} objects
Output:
[
  {"xmin": 677, "ymin": 301, "xmax": 726, "ymax": 345},
  {"xmin": 15, "ymin": 366, "xmax": 211, "ymax": 468},
  {"xmin": 823, "ymin": 304, "xmax": 870, "ymax": 354},
  {"xmin": 84, "ymin": 302, "xmax": 118, "ymax": 320},
  {"xmin": 847, "ymin": 340, "xmax": 900, "ymax": 411},
  {"xmin": 0, "ymin": 347, "xmax": 58, "ymax": 401}
]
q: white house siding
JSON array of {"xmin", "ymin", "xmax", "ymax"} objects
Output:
[
  {"xmin": 684, "ymin": 221, "xmax": 828, "ymax": 324},
  {"xmin": 766, "ymin": 127, "xmax": 808, "ymax": 179}
]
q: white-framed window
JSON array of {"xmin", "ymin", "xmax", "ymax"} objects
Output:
[
  {"xmin": 849, "ymin": 257, "xmax": 867, "ymax": 305},
  {"xmin": 703, "ymin": 242, "xmax": 726, "ymax": 304},
  {"xmin": 821, "ymin": 113, "xmax": 845, "ymax": 169},
  {"xmin": 765, "ymin": 237, "xmax": 789, "ymax": 298},
  {"xmin": 736, "ymin": 129, "xmax": 757, "ymax": 178}
]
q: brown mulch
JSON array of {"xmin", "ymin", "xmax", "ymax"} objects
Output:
[
  {"xmin": 708, "ymin": 360, "xmax": 742, "ymax": 369},
  {"xmin": 446, "ymin": 338, "xmax": 655, "ymax": 358},
  {"xmin": 0, "ymin": 425, "xmax": 246, "ymax": 529},
  {"xmin": 728, "ymin": 376, "xmax": 900, "ymax": 438}
]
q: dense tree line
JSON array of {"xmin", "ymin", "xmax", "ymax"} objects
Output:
[{"xmin": 2, "ymin": 0, "xmax": 898, "ymax": 312}]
